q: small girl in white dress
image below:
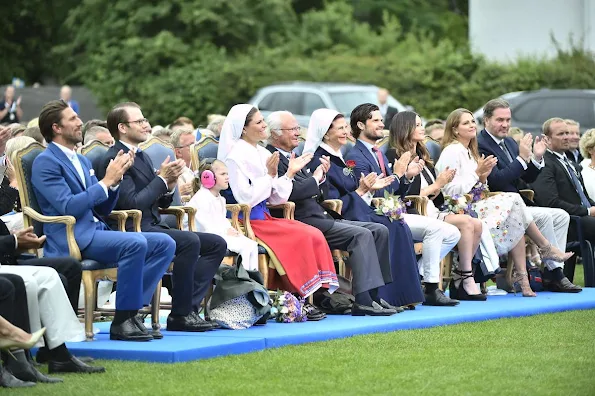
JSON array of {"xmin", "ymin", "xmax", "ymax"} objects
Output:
[{"xmin": 187, "ymin": 159, "xmax": 259, "ymax": 271}]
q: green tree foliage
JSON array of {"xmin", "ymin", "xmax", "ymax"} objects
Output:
[{"xmin": 2, "ymin": 0, "xmax": 594, "ymax": 125}]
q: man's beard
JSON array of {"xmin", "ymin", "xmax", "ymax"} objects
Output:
[{"xmin": 363, "ymin": 129, "xmax": 382, "ymax": 141}]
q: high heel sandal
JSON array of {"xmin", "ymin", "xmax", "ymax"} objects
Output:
[
  {"xmin": 511, "ymin": 272, "xmax": 536, "ymax": 297},
  {"xmin": 537, "ymin": 243, "xmax": 574, "ymax": 262},
  {"xmin": 449, "ymin": 270, "xmax": 487, "ymax": 301},
  {"xmin": 0, "ymin": 328, "xmax": 46, "ymax": 352}
]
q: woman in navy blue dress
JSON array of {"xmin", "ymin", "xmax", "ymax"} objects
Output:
[{"xmin": 304, "ymin": 109, "xmax": 424, "ymax": 308}]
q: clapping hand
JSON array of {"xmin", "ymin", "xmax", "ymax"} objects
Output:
[
  {"xmin": 266, "ymin": 152, "xmax": 280, "ymax": 177},
  {"xmin": 393, "ymin": 151, "xmax": 412, "ymax": 178},
  {"xmin": 371, "ymin": 175, "xmax": 395, "ymax": 191},
  {"xmin": 475, "ymin": 154, "xmax": 497, "ymax": 182},
  {"xmin": 356, "ymin": 172, "xmax": 378, "ymax": 196},
  {"xmin": 436, "ymin": 166, "xmax": 456, "ymax": 188},
  {"xmin": 287, "ymin": 152, "xmax": 313, "ymax": 178},
  {"xmin": 519, "ymin": 134, "xmax": 533, "ymax": 162},
  {"xmin": 103, "ymin": 150, "xmax": 132, "ymax": 187},
  {"xmin": 405, "ymin": 156, "xmax": 424, "ymax": 179},
  {"xmin": 312, "ymin": 155, "xmax": 330, "ymax": 183},
  {"xmin": 533, "ymin": 135, "xmax": 547, "ymax": 160}
]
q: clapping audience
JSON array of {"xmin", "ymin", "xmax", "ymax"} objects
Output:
[{"xmin": 0, "ymin": 91, "xmax": 591, "ymax": 388}]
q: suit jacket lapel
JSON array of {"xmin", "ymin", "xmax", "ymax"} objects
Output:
[
  {"xmin": 49, "ymin": 143, "xmax": 85, "ymax": 189},
  {"xmin": 481, "ymin": 130, "xmax": 509, "ymax": 165},
  {"xmin": 355, "ymin": 140, "xmax": 381, "ymax": 174}
]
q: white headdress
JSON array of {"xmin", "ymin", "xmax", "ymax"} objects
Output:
[
  {"xmin": 303, "ymin": 108, "xmax": 341, "ymax": 155},
  {"xmin": 216, "ymin": 104, "xmax": 255, "ymax": 162}
]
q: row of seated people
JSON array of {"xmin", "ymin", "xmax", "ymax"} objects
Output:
[{"xmin": 0, "ymin": 99, "xmax": 590, "ymax": 382}]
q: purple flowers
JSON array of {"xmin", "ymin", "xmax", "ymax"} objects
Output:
[
  {"xmin": 270, "ymin": 291, "xmax": 308, "ymax": 323},
  {"xmin": 375, "ymin": 192, "xmax": 407, "ymax": 222}
]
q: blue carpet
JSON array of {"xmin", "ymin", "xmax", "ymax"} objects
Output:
[{"xmin": 67, "ymin": 289, "xmax": 595, "ymax": 363}]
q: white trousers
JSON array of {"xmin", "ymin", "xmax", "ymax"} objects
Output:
[
  {"xmin": 224, "ymin": 234, "xmax": 259, "ymax": 271},
  {"xmin": 527, "ymin": 207, "xmax": 570, "ymax": 270},
  {"xmin": 403, "ymin": 214, "xmax": 461, "ymax": 283},
  {"xmin": 0, "ymin": 265, "xmax": 85, "ymax": 349}
]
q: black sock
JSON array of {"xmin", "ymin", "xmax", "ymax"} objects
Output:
[
  {"xmin": 48, "ymin": 343, "xmax": 72, "ymax": 362},
  {"xmin": 370, "ymin": 288, "xmax": 379, "ymax": 303},
  {"xmin": 551, "ymin": 267, "xmax": 565, "ymax": 281},
  {"xmin": 425, "ymin": 283, "xmax": 438, "ymax": 294},
  {"xmin": 355, "ymin": 291, "xmax": 373, "ymax": 306},
  {"xmin": 113, "ymin": 310, "xmax": 137, "ymax": 325}
]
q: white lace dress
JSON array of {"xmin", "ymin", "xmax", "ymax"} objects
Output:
[{"xmin": 436, "ymin": 142, "xmax": 532, "ymax": 256}]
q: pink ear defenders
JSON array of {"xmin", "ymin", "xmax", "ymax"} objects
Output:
[{"xmin": 201, "ymin": 170, "xmax": 216, "ymax": 188}]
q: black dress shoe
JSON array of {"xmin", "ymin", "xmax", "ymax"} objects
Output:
[
  {"xmin": 167, "ymin": 313, "xmax": 212, "ymax": 332},
  {"xmin": 377, "ymin": 299, "xmax": 404, "ymax": 313},
  {"xmin": 303, "ymin": 303, "xmax": 327, "ymax": 321},
  {"xmin": 110, "ymin": 317, "xmax": 153, "ymax": 341},
  {"xmin": 133, "ymin": 315, "xmax": 163, "ymax": 339},
  {"xmin": 48, "ymin": 356, "xmax": 105, "ymax": 374},
  {"xmin": 36, "ymin": 348, "xmax": 94, "ymax": 364},
  {"xmin": 423, "ymin": 289, "xmax": 460, "ymax": 306},
  {"xmin": 190, "ymin": 311, "xmax": 220, "ymax": 330},
  {"xmin": 352, "ymin": 301, "xmax": 396, "ymax": 316},
  {"xmin": 0, "ymin": 364, "xmax": 35, "ymax": 388},
  {"xmin": 5, "ymin": 350, "xmax": 63, "ymax": 383},
  {"xmin": 545, "ymin": 277, "xmax": 583, "ymax": 293}
]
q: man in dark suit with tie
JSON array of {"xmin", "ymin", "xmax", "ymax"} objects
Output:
[
  {"xmin": 533, "ymin": 117, "xmax": 595, "ymax": 281},
  {"xmin": 265, "ymin": 111, "xmax": 399, "ymax": 316},
  {"xmin": 32, "ymin": 100, "xmax": 176, "ymax": 343},
  {"xmin": 565, "ymin": 119, "xmax": 583, "ymax": 165},
  {"xmin": 99, "ymin": 102, "xmax": 227, "ymax": 332},
  {"xmin": 477, "ymin": 99, "xmax": 579, "ymax": 292}
]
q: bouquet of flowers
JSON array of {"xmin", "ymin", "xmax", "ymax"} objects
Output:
[
  {"xmin": 270, "ymin": 290, "xmax": 308, "ymax": 323},
  {"xmin": 442, "ymin": 194, "xmax": 472, "ymax": 215},
  {"xmin": 374, "ymin": 191, "xmax": 409, "ymax": 222},
  {"xmin": 469, "ymin": 181, "xmax": 489, "ymax": 202}
]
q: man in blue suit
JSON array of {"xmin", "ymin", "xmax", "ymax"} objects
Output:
[
  {"xmin": 32, "ymin": 100, "xmax": 177, "ymax": 341},
  {"xmin": 477, "ymin": 98, "xmax": 579, "ymax": 292},
  {"xmin": 346, "ymin": 103, "xmax": 460, "ymax": 306}
]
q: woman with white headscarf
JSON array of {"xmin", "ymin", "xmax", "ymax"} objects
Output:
[
  {"xmin": 217, "ymin": 104, "xmax": 338, "ymax": 298},
  {"xmin": 304, "ymin": 109, "xmax": 424, "ymax": 308}
]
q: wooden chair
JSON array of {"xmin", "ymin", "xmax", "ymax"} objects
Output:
[
  {"xmin": 190, "ymin": 136, "xmax": 219, "ymax": 172},
  {"xmin": 320, "ymin": 199, "xmax": 351, "ymax": 278},
  {"xmin": 13, "ymin": 142, "xmax": 161, "ymax": 340},
  {"xmin": 79, "ymin": 140, "xmax": 111, "ymax": 174}
]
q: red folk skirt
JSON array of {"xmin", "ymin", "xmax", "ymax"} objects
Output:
[{"xmin": 249, "ymin": 214, "xmax": 338, "ymax": 297}]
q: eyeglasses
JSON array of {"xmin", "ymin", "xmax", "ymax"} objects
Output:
[
  {"xmin": 280, "ymin": 127, "xmax": 300, "ymax": 132},
  {"xmin": 122, "ymin": 118, "xmax": 149, "ymax": 126},
  {"xmin": 175, "ymin": 143, "xmax": 193, "ymax": 149}
]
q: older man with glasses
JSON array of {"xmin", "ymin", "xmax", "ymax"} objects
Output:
[{"xmin": 171, "ymin": 129, "xmax": 196, "ymax": 202}]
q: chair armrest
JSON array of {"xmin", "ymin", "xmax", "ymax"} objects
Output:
[
  {"xmin": 22, "ymin": 206, "xmax": 81, "ymax": 260},
  {"xmin": 237, "ymin": 204, "xmax": 255, "ymax": 240},
  {"xmin": 225, "ymin": 204, "xmax": 242, "ymax": 233},
  {"xmin": 322, "ymin": 199, "xmax": 343, "ymax": 214},
  {"xmin": 180, "ymin": 206, "xmax": 197, "ymax": 231},
  {"xmin": 267, "ymin": 202, "xmax": 295, "ymax": 219},
  {"xmin": 109, "ymin": 209, "xmax": 142, "ymax": 232},
  {"xmin": 159, "ymin": 206, "xmax": 186, "ymax": 230},
  {"xmin": 405, "ymin": 195, "xmax": 429, "ymax": 216},
  {"xmin": 519, "ymin": 189, "xmax": 534, "ymax": 201},
  {"xmin": 371, "ymin": 198, "xmax": 384, "ymax": 208},
  {"xmin": 107, "ymin": 210, "xmax": 128, "ymax": 232}
]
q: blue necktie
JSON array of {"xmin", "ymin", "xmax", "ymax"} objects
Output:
[{"xmin": 563, "ymin": 157, "xmax": 591, "ymax": 208}]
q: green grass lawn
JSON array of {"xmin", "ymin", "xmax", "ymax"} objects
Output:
[{"xmin": 9, "ymin": 267, "xmax": 593, "ymax": 396}]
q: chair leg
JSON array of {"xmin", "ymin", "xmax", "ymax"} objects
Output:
[
  {"xmin": 151, "ymin": 280, "xmax": 162, "ymax": 332},
  {"xmin": 258, "ymin": 254, "xmax": 269, "ymax": 288},
  {"xmin": 82, "ymin": 271, "xmax": 97, "ymax": 341}
]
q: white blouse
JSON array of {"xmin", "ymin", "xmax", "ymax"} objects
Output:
[
  {"xmin": 580, "ymin": 159, "xmax": 595, "ymax": 201},
  {"xmin": 187, "ymin": 187, "xmax": 233, "ymax": 235},
  {"xmin": 435, "ymin": 142, "xmax": 481, "ymax": 197},
  {"xmin": 225, "ymin": 139, "xmax": 293, "ymax": 208}
]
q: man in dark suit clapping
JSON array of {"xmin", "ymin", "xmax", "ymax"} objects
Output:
[
  {"xmin": 98, "ymin": 102, "xmax": 227, "ymax": 332},
  {"xmin": 266, "ymin": 111, "xmax": 398, "ymax": 316},
  {"xmin": 477, "ymin": 99, "xmax": 579, "ymax": 292}
]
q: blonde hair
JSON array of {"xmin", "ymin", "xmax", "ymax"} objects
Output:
[
  {"xmin": 7, "ymin": 136, "xmax": 36, "ymax": 164},
  {"xmin": 442, "ymin": 108, "xmax": 480, "ymax": 161},
  {"xmin": 542, "ymin": 117, "xmax": 565, "ymax": 137},
  {"xmin": 564, "ymin": 119, "xmax": 580, "ymax": 128},
  {"xmin": 193, "ymin": 158, "xmax": 225, "ymax": 193},
  {"xmin": 579, "ymin": 129, "xmax": 595, "ymax": 159}
]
